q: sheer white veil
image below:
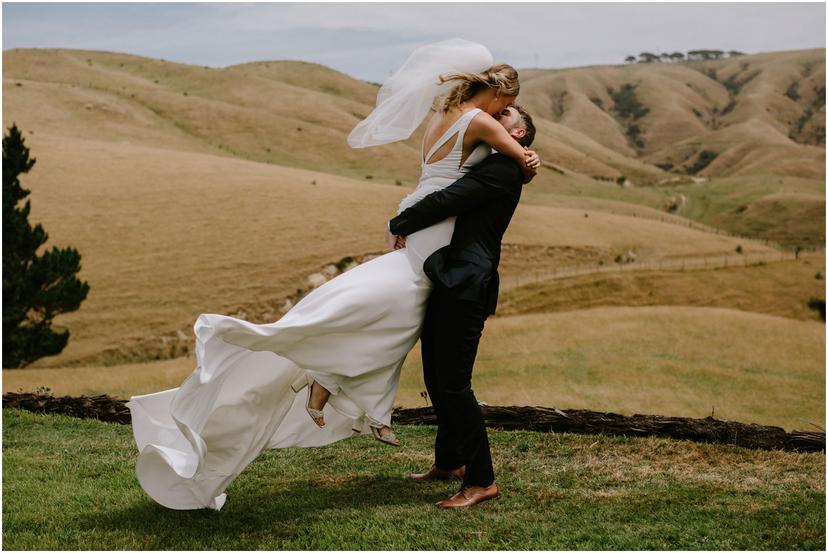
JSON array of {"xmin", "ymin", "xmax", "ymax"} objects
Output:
[{"xmin": 347, "ymin": 38, "xmax": 494, "ymax": 148}]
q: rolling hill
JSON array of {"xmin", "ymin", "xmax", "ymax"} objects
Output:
[
  {"xmin": 0, "ymin": 130, "xmax": 778, "ymax": 368},
  {"xmin": 519, "ymin": 48, "xmax": 825, "ymax": 179},
  {"xmin": 2, "ymin": 47, "xmax": 824, "ymax": 431},
  {"xmin": 4, "ymin": 47, "xmax": 824, "ymax": 247}
]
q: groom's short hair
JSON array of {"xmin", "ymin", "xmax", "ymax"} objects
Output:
[{"xmin": 513, "ymin": 105, "xmax": 536, "ymax": 147}]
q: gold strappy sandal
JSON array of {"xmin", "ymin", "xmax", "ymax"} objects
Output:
[
  {"xmin": 304, "ymin": 380, "xmax": 326, "ymax": 428},
  {"xmin": 370, "ymin": 425, "xmax": 400, "ymax": 446},
  {"xmin": 291, "ymin": 372, "xmax": 326, "ymax": 428}
]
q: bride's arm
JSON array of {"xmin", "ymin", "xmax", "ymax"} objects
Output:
[{"xmin": 469, "ymin": 112, "xmax": 534, "ymax": 179}]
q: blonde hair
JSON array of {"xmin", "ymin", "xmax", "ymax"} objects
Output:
[{"xmin": 438, "ymin": 63, "xmax": 520, "ymax": 112}]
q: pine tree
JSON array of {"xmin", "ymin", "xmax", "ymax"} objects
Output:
[{"xmin": 3, "ymin": 124, "xmax": 90, "ymax": 368}]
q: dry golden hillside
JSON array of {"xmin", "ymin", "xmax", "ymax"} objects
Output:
[
  {"xmin": 4, "ymin": 47, "xmax": 824, "ymax": 249},
  {"xmin": 3, "ymin": 48, "xmax": 424, "ymax": 183},
  {"xmin": 492, "ymin": 49, "xmax": 825, "ymax": 247},
  {"xmin": 4, "ymin": 47, "xmax": 824, "ymax": 184},
  {"xmin": 1, "ymin": 130, "xmax": 776, "ymax": 368},
  {"xmin": 497, "ymin": 256, "xmax": 826, "ymax": 322},
  {"xmin": 520, "ymin": 48, "xmax": 825, "ymax": 180}
]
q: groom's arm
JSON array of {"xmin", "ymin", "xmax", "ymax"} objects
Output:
[{"xmin": 389, "ymin": 154, "xmax": 521, "ymax": 237}]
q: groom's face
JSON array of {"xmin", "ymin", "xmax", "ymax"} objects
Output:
[{"xmin": 494, "ymin": 107, "xmax": 526, "ymax": 143}]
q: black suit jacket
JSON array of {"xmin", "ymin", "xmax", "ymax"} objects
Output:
[{"xmin": 389, "ymin": 153, "xmax": 524, "ymax": 315}]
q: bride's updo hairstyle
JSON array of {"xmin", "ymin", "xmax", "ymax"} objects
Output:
[{"xmin": 438, "ymin": 63, "xmax": 520, "ymax": 112}]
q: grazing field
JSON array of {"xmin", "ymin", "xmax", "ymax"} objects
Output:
[
  {"xmin": 6, "ymin": 302, "xmax": 824, "ymax": 432},
  {"xmin": 401, "ymin": 305, "xmax": 826, "ymax": 432},
  {"xmin": 668, "ymin": 174, "xmax": 826, "ymax": 248},
  {"xmin": 2, "ymin": 409, "xmax": 824, "ymax": 550},
  {"xmin": 497, "ymin": 255, "xmax": 826, "ymax": 321},
  {"xmin": 3, "ymin": 132, "xmax": 775, "ymax": 369},
  {"xmin": 521, "ymin": 171, "xmax": 825, "ymax": 250}
]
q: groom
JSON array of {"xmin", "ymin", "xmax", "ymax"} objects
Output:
[{"xmin": 388, "ymin": 105, "xmax": 537, "ymax": 508}]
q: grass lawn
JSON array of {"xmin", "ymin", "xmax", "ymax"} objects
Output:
[{"xmin": 2, "ymin": 409, "xmax": 824, "ymax": 550}]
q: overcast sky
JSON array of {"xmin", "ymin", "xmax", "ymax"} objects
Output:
[{"xmin": 3, "ymin": 2, "xmax": 825, "ymax": 82}]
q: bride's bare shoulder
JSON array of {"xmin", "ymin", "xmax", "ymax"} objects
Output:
[{"xmin": 424, "ymin": 110, "xmax": 446, "ymax": 132}]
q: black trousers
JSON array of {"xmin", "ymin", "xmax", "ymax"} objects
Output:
[{"xmin": 421, "ymin": 286, "xmax": 494, "ymax": 488}]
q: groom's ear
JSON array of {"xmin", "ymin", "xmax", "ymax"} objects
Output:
[{"xmin": 512, "ymin": 127, "xmax": 527, "ymax": 141}]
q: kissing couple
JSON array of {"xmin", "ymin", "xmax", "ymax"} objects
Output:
[{"xmin": 127, "ymin": 38, "xmax": 541, "ymax": 510}]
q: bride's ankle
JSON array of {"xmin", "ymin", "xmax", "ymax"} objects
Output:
[{"xmin": 309, "ymin": 381, "xmax": 331, "ymax": 410}]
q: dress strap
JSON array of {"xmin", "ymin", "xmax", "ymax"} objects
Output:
[
  {"xmin": 423, "ymin": 108, "xmax": 482, "ymax": 165},
  {"xmin": 452, "ymin": 108, "xmax": 482, "ymax": 157}
]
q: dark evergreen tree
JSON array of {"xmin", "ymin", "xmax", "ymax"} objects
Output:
[{"xmin": 3, "ymin": 124, "xmax": 90, "ymax": 368}]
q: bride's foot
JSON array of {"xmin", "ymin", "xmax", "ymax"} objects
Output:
[
  {"xmin": 305, "ymin": 380, "xmax": 331, "ymax": 428},
  {"xmin": 370, "ymin": 425, "xmax": 401, "ymax": 447}
]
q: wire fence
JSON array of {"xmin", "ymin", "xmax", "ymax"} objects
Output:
[
  {"xmin": 500, "ymin": 248, "xmax": 825, "ymax": 291},
  {"xmin": 594, "ymin": 209, "xmax": 824, "ymax": 253}
]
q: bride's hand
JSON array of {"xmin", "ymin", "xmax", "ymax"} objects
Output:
[
  {"xmin": 385, "ymin": 224, "xmax": 397, "ymax": 251},
  {"xmin": 521, "ymin": 147, "xmax": 541, "ymax": 183},
  {"xmin": 525, "ymin": 147, "xmax": 541, "ymax": 170}
]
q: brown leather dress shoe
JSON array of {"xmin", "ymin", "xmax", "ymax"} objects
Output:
[
  {"xmin": 436, "ymin": 482, "xmax": 500, "ymax": 509},
  {"xmin": 409, "ymin": 464, "xmax": 465, "ymax": 482}
]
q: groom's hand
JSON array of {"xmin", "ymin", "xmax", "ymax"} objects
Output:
[{"xmin": 394, "ymin": 235, "xmax": 406, "ymax": 250}]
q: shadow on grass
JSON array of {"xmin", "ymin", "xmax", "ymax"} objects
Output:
[{"xmin": 79, "ymin": 474, "xmax": 450, "ymax": 547}]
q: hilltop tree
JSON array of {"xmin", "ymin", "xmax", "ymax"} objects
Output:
[
  {"xmin": 2, "ymin": 124, "xmax": 90, "ymax": 368},
  {"xmin": 629, "ymin": 49, "xmax": 743, "ymax": 64},
  {"xmin": 638, "ymin": 52, "xmax": 661, "ymax": 63},
  {"xmin": 687, "ymin": 49, "xmax": 728, "ymax": 61}
]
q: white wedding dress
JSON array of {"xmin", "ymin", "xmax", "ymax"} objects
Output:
[{"xmin": 126, "ymin": 108, "xmax": 492, "ymax": 510}]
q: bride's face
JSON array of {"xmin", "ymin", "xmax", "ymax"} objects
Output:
[{"xmin": 483, "ymin": 90, "xmax": 517, "ymax": 115}]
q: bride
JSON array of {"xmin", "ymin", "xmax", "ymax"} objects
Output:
[{"xmin": 126, "ymin": 38, "xmax": 540, "ymax": 510}]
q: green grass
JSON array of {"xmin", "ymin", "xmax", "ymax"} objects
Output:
[
  {"xmin": 524, "ymin": 172, "xmax": 825, "ymax": 249},
  {"xmin": 667, "ymin": 175, "xmax": 825, "ymax": 248},
  {"xmin": 3, "ymin": 409, "xmax": 825, "ymax": 550}
]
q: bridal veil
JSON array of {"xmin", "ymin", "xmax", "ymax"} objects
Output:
[{"xmin": 347, "ymin": 38, "xmax": 494, "ymax": 148}]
